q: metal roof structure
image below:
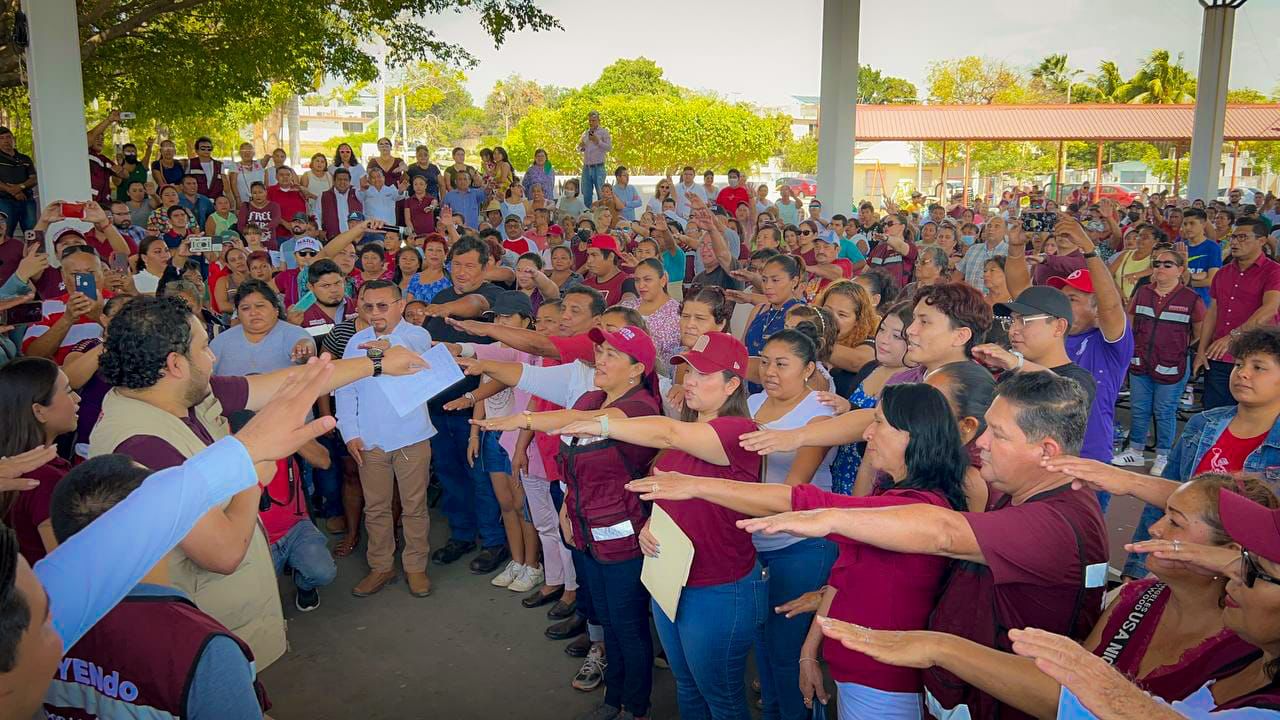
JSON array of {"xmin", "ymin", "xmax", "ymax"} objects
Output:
[{"xmin": 806, "ymin": 103, "xmax": 1280, "ymax": 142}]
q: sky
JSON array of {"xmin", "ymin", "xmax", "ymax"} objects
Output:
[{"xmin": 420, "ymin": 0, "xmax": 1280, "ymax": 109}]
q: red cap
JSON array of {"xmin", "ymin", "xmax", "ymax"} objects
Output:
[
  {"xmin": 589, "ymin": 325, "xmax": 657, "ymax": 375},
  {"xmin": 1048, "ymin": 268, "xmax": 1095, "ymax": 294},
  {"xmin": 549, "ymin": 224, "xmax": 564, "ymax": 237},
  {"xmin": 589, "ymin": 234, "xmax": 620, "ymax": 253},
  {"xmin": 671, "ymin": 332, "xmax": 749, "ymax": 380},
  {"xmin": 1220, "ymin": 487, "xmax": 1280, "ymax": 564}
]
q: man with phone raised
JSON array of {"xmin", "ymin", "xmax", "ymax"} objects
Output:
[{"xmin": 21, "ymin": 244, "xmax": 108, "ymax": 363}]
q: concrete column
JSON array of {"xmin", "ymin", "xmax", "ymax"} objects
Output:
[
  {"xmin": 816, "ymin": 0, "xmax": 860, "ymax": 216},
  {"xmin": 1188, "ymin": 1, "xmax": 1242, "ymax": 202},
  {"xmin": 22, "ymin": 0, "xmax": 91, "ymax": 204}
]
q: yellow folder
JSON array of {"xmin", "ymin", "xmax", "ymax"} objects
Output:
[{"xmin": 641, "ymin": 505, "xmax": 696, "ymax": 622}]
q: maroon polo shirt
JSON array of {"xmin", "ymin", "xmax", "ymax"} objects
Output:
[
  {"xmin": 1208, "ymin": 255, "xmax": 1280, "ymax": 361},
  {"xmin": 6, "ymin": 457, "xmax": 70, "ymax": 564},
  {"xmin": 0, "ymin": 236, "xmax": 23, "ymax": 285},
  {"xmin": 865, "ymin": 241, "xmax": 918, "ymax": 288},
  {"xmin": 111, "ymin": 376, "xmax": 251, "ymax": 470}
]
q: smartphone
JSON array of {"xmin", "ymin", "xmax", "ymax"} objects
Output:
[
  {"xmin": 1, "ymin": 301, "xmax": 43, "ymax": 324},
  {"xmin": 1022, "ymin": 212, "xmax": 1058, "ymax": 233},
  {"xmin": 109, "ymin": 252, "xmax": 131, "ymax": 273},
  {"xmin": 292, "ymin": 291, "xmax": 318, "ymax": 313},
  {"xmin": 73, "ymin": 272, "xmax": 97, "ymax": 298},
  {"xmin": 118, "ymin": 112, "xmax": 136, "ymax": 120},
  {"xmin": 60, "ymin": 202, "xmax": 85, "ymax": 219},
  {"xmin": 187, "ymin": 236, "xmax": 211, "ymax": 252}
]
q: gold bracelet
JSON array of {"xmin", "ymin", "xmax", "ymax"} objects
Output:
[
  {"xmin": 523, "ymin": 411, "xmax": 533, "ymax": 431},
  {"xmin": 799, "ymin": 657, "xmax": 820, "ymax": 665}
]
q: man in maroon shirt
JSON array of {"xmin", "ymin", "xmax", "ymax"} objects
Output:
[
  {"xmin": 1195, "ymin": 217, "xmax": 1280, "ymax": 409},
  {"xmin": 581, "ymin": 234, "xmax": 637, "ymax": 305},
  {"xmin": 744, "ymin": 370, "xmax": 1108, "ymax": 720}
]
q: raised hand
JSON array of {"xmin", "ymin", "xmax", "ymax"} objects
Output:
[
  {"xmin": 739, "ymin": 426, "xmax": 806, "ymax": 455},
  {"xmin": 1039, "ymin": 454, "xmax": 1143, "ymax": 495},
  {"xmin": 0, "ymin": 445, "xmax": 58, "ymax": 492},
  {"xmin": 775, "ymin": 589, "xmax": 824, "ymax": 619},
  {"xmin": 624, "ymin": 471, "xmax": 701, "ymax": 501},
  {"xmin": 817, "ymin": 617, "xmax": 941, "ymax": 670}
]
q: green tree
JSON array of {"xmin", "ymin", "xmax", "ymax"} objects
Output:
[
  {"xmin": 577, "ymin": 58, "xmax": 680, "ymax": 100},
  {"xmin": 1227, "ymin": 88, "xmax": 1271, "ymax": 104},
  {"xmin": 780, "ymin": 134, "xmax": 818, "ymax": 174},
  {"xmin": 386, "ymin": 61, "xmax": 479, "ymax": 149},
  {"xmin": 925, "ymin": 56, "xmax": 1029, "ymax": 104},
  {"xmin": 1030, "ymin": 53, "xmax": 1084, "ymax": 102},
  {"xmin": 858, "ymin": 66, "xmax": 917, "ymax": 104},
  {"xmin": 1086, "ymin": 60, "xmax": 1128, "ymax": 103},
  {"xmin": 484, "ymin": 75, "xmax": 547, "ymax": 135},
  {"xmin": 1126, "ymin": 50, "xmax": 1196, "ymax": 104}
]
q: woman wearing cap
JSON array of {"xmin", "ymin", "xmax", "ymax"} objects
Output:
[
  {"xmin": 628, "ymin": 382, "xmax": 968, "ymax": 719},
  {"xmin": 471, "ymin": 325, "xmax": 664, "ymax": 720},
  {"xmin": 814, "ymin": 472, "xmax": 1272, "ymax": 719},
  {"xmin": 667, "ymin": 286, "xmax": 735, "ymax": 414},
  {"xmin": 556, "ymin": 331, "xmax": 764, "ymax": 720}
]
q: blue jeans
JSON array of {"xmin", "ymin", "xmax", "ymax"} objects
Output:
[
  {"xmin": 1203, "ymin": 359, "xmax": 1236, "ymax": 410},
  {"xmin": 653, "ymin": 563, "xmax": 768, "ymax": 720},
  {"xmin": 755, "ymin": 539, "xmax": 838, "ymax": 720},
  {"xmin": 1124, "ymin": 502, "xmax": 1167, "ymax": 578},
  {"xmin": 582, "ymin": 164, "xmax": 606, "ymax": 207},
  {"xmin": 310, "ymin": 432, "xmax": 345, "ymax": 519},
  {"xmin": 476, "ymin": 430, "xmax": 511, "ymax": 474},
  {"xmin": 0, "ymin": 197, "xmax": 36, "ymax": 234},
  {"xmin": 1128, "ymin": 371, "xmax": 1189, "ymax": 454},
  {"xmin": 578, "ymin": 554, "xmax": 653, "ymax": 716},
  {"xmin": 430, "ymin": 413, "xmax": 505, "ymax": 547},
  {"xmin": 269, "ymin": 521, "xmax": 337, "ymax": 591}
]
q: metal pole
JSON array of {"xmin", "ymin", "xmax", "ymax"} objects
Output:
[
  {"xmin": 1230, "ymin": 140, "xmax": 1240, "ymax": 190},
  {"xmin": 962, "ymin": 141, "xmax": 971, "ymax": 208},
  {"xmin": 1055, "ymin": 140, "xmax": 1065, "ymax": 203},
  {"xmin": 1094, "ymin": 142, "xmax": 1104, "ymax": 202},
  {"xmin": 939, "ymin": 140, "xmax": 948, "ymax": 201}
]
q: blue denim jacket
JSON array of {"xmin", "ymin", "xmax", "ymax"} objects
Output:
[{"xmin": 1165, "ymin": 406, "xmax": 1280, "ymax": 492}]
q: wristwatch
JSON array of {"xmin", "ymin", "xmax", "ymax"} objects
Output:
[
  {"xmin": 367, "ymin": 346, "xmax": 384, "ymax": 377},
  {"xmin": 1010, "ymin": 350, "xmax": 1025, "ymax": 371},
  {"xmin": 1082, "ymin": 250, "xmax": 1099, "ymax": 259}
]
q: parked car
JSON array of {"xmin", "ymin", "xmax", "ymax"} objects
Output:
[
  {"xmin": 1063, "ymin": 183, "xmax": 1135, "ymax": 206},
  {"xmin": 776, "ymin": 176, "xmax": 817, "ymax": 199}
]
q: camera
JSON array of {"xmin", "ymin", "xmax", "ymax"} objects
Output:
[{"xmin": 1022, "ymin": 212, "xmax": 1057, "ymax": 233}]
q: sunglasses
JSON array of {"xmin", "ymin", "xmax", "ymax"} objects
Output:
[
  {"xmin": 1242, "ymin": 550, "xmax": 1280, "ymax": 589},
  {"xmin": 882, "ymin": 221, "xmax": 899, "ymax": 228},
  {"xmin": 197, "ymin": 145, "xmax": 213, "ymax": 151},
  {"xmin": 296, "ymin": 250, "xmax": 318, "ymax": 258},
  {"xmin": 799, "ymin": 230, "xmax": 814, "ymax": 237},
  {"xmin": 60, "ymin": 244, "xmax": 99, "ymax": 260},
  {"xmin": 1151, "ymin": 260, "xmax": 1180, "ymax": 269},
  {"xmin": 361, "ymin": 302, "xmax": 396, "ymax": 313}
]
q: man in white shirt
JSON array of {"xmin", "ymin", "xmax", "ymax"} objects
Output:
[
  {"xmin": 672, "ymin": 165, "xmax": 706, "ymax": 219},
  {"xmin": 336, "ymin": 279, "xmax": 435, "ymax": 599},
  {"xmin": 358, "ymin": 166, "xmax": 404, "ymax": 225}
]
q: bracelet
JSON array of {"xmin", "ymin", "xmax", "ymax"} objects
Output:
[
  {"xmin": 597, "ymin": 414, "xmax": 610, "ymax": 439},
  {"xmin": 1082, "ymin": 250, "xmax": 1099, "ymax": 259},
  {"xmin": 799, "ymin": 657, "xmax": 820, "ymax": 665},
  {"xmin": 523, "ymin": 411, "xmax": 533, "ymax": 431}
]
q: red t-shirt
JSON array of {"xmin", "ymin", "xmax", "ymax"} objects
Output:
[
  {"xmin": 550, "ymin": 333, "xmax": 597, "ymax": 365},
  {"xmin": 266, "ymin": 186, "xmax": 307, "ymax": 238},
  {"xmin": 81, "ymin": 229, "xmax": 138, "ymax": 261},
  {"xmin": 503, "ymin": 235, "xmax": 539, "ymax": 256},
  {"xmin": 817, "ymin": 258, "xmax": 854, "ymax": 293},
  {"xmin": 1195, "ymin": 427, "xmax": 1268, "ymax": 475},
  {"xmin": 654, "ymin": 415, "xmax": 762, "ymax": 586},
  {"xmin": 792, "ymin": 484, "xmax": 952, "ymax": 692},
  {"xmin": 259, "ymin": 458, "xmax": 307, "ymax": 543},
  {"xmin": 583, "ymin": 269, "xmax": 637, "ymax": 305},
  {"xmin": 5, "ymin": 457, "xmax": 69, "ymax": 564},
  {"xmin": 714, "ymin": 186, "xmax": 750, "ymax": 216}
]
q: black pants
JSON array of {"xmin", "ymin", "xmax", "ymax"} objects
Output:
[{"xmin": 1203, "ymin": 359, "xmax": 1237, "ymax": 410}]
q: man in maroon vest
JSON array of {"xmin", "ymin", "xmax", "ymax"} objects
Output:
[
  {"xmin": 186, "ymin": 136, "xmax": 226, "ymax": 200},
  {"xmin": 321, "ymin": 168, "xmax": 364, "ymax": 240},
  {"xmin": 42, "ymin": 454, "xmax": 269, "ymax": 718}
]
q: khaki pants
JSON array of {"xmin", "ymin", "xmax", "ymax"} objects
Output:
[{"xmin": 360, "ymin": 440, "xmax": 431, "ymax": 573}]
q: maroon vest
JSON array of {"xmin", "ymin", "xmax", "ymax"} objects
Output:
[
  {"xmin": 321, "ymin": 188, "xmax": 363, "ymax": 240},
  {"xmin": 186, "ymin": 158, "xmax": 225, "ymax": 199},
  {"xmin": 1130, "ymin": 283, "xmax": 1201, "ymax": 384},
  {"xmin": 557, "ymin": 387, "xmax": 660, "ymax": 562},
  {"xmin": 43, "ymin": 593, "xmax": 270, "ymax": 719}
]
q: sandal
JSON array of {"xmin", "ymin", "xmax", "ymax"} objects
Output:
[{"xmin": 334, "ymin": 535, "xmax": 358, "ymax": 558}]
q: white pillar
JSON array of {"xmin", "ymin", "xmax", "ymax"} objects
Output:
[
  {"xmin": 1187, "ymin": 1, "xmax": 1240, "ymax": 203},
  {"xmin": 816, "ymin": 0, "xmax": 860, "ymax": 216},
  {"xmin": 22, "ymin": 0, "xmax": 91, "ymax": 204}
]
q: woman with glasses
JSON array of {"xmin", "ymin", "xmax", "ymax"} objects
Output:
[
  {"xmin": 367, "ymin": 137, "xmax": 406, "ymax": 189},
  {"xmin": 649, "ymin": 178, "xmax": 675, "ymax": 216},
  {"xmin": 864, "ymin": 212, "xmax": 918, "ymax": 289},
  {"xmin": 1113, "ymin": 247, "xmax": 1205, "ymax": 475},
  {"xmin": 796, "ymin": 219, "xmax": 822, "ymax": 266},
  {"xmin": 818, "ymin": 472, "xmax": 1273, "ymax": 718},
  {"xmin": 1108, "ymin": 222, "xmax": 1161, "ymax": 299},
  {"xmin": 330, "ymin": 142, "xmax": 366, "ymax": 189},
  {"xmin": 900, "ymin": 245, "xmax": 951, "ymax": 300}
]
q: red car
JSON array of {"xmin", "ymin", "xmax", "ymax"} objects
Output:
[
  {"xmin": 1065, "ymin": 184, "xmax": 1135, "ymax": 206},
  {"xmin": 776, "ymin": 176, "xmax": 817, "ymax": 199}
]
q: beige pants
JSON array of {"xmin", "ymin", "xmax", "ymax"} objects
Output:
[{"xmin": 360, "ymin": 440, "xmax": 431, "ymax": 573}]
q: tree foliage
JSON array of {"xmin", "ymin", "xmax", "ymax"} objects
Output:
[
  {"xmin": 925, "ymin": 57, "xmax": 1032, "ymax": 104},
  {"xmin": 483, "ymin": 74, "xmax": 547, "ymax": 135},
  {"xmin": 1125, "ymin": 50, "xmax": 1196, "ymax": 104},
  {"xmin": 780, "ymin": 134, "xmax": 818, "ymax": 174},
  {"xmin": 858, "ymin": 66, "xmax": 917, "ymax": 104},
  {"xmin": 575, "ymin": 58, "xmax": 680, "ymax": 101}
]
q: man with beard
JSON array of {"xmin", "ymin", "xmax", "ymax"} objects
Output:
[
  {"xmin": 320, "ymin": 168, "xmax": 363, "ymax": 239},
  {"xmin": 88, "ymin": 295, "xmax": 428, "ymax": 669},
  {"xmin": 289, "ymin": 258, "xmax": 354, "ymax": 334}
]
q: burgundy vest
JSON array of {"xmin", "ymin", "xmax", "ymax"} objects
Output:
[
  {"xmin": 43, "ymin": 593, "xmax": 270, "ymax": 719},
  {"xmin": 1130, "ymin": 283, "xmax": 1201, "ymax": 383},
  {"xmin": 557, "ymin": 387, "xmax": 660, "ymax": 562},
  {"xmin": 321, "ymin": 188, "xmax": 363, "ymax": 240},
  {"xmin": 186, "ymin": 158, "xmax": 225, "ymax": 199}
]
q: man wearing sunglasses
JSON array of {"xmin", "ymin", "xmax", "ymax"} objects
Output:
[{"xmin": 185, "ymin": 136, "xmax": 226, "ymax": 201}]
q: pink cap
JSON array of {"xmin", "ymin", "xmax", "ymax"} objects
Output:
[
  {"xmin": 588, "ymin": 326, "xmax": 656, "ymax": 375},
  {"xmin": 1220, "ymin": 487, "xmax": 1280, "ymax": 564}
]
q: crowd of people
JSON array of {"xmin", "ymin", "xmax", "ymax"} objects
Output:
[{"xmin": 1, "ymin": 108, "xmax": 1280, "ymax": 720}]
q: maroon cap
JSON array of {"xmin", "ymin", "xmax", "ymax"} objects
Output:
[
  {"xmin": 589, "ymin": 234, "xmax": 620, "ymax": 253},
  {"xmin": 671, "ymin": 332, "xmax": 749, "ymax": 380},
  {"xmin": 1220, "ymin": 487, "xmax": 1280, "ymax": 564},
  {"xmin": 549, "ymin": 224, "xmax": 564, "ymax": 237},
  {"xmin": 1048, "ymin": 268, "xmax": 1095, "ymax": 294},
  {"xmin": 589, "ymin": 325, "xmax": 656, "ymax": 375}
]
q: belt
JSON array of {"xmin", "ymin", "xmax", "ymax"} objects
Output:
[{"xmin": 584, "ymin": 162, "xmax": 605, "ymax": 168}]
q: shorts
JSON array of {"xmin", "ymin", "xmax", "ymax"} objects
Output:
[{"xmin": 477, "ymin": 430, "xmax": 511, "ymax": 475}]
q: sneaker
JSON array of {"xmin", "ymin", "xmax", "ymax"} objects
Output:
[
  {"xmin": 1150, "ymin": 455, "xmax": 1169, "ymax": 477},
  {"xmin": 1111, "ymin": 449, "xmax": 1147, "ymax": 467},
  {"xmin": 508, "ymin": 564, "xmax": 544, "ymax": 592},
  {"xmin": 295, "ymin": 587, "xmax": 320, "ymax": 612},
  {"xmin": 572, "ymin": 645, "xmax": 607, "ymax": 691},
  {"xmin": 574, "ymin": 703, "xmax": 621, "ymax": 720},
  {"xmin": 490, "ymin": 561, "xmax": 523, "ymax": 588}
]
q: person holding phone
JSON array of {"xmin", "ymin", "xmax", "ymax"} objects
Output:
[{"xmin": 22, "ymin": 245, "xmax": 109, "ymax": 364}]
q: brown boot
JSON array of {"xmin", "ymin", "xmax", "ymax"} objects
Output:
[
  {"xmin": 351, "ymin": 569, "xmax": 398, "ymax": 597},
  {"xmin": 406, "ymin": 571, "xmax": 433, "ymax": 598}
]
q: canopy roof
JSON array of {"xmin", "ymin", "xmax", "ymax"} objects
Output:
[{"xmin": 836, "ymin": 103, "xmax": 1280, "ymax": 142}]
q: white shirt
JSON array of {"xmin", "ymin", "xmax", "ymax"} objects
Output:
[
  {"xmin": 673, "ymin": 181, "xmax": 707, "ymax": 218},
  {"xmin": 360, "ymin": 184, "xmax": 403, "ymax": 224},
  {"xmin": 133, "ymin": 268, "xmax": 162, "ymax": 294},
  {"xmin": 515, "ymin": 359, "xmax": 676, "ymax": 417},
  {"xmin": 336, "ymin": 321, "xmax": 436, "ymax": 451},
  {"xmin": 746, "ymin": 391, "xmax": 834, "ymax": 551},
  {"xmin": 333, "ymin": 190, "xmax": 351, "ymax": 233}
]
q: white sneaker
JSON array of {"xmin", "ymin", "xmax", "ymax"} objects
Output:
[
  {"xmin": 491, "ymin": 561, "xmax": 524, "ymax": 588},
  {"xmin": 509, "ymin": 563, "xmax": 544, "ymax": 592},
  {"xmin": 1150, "ymin": 455, "xmax": 1169, "ymax": 477},
  {"xmin": 1111, "ymin": 449, "xmax": 1147, "ymax": 467}
]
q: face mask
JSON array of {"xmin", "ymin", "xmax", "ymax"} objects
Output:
[
  {"xmin": 961, "ymin": 234, "xmax": 976, "ymax": 246},
  {"xmin": 124, "ymin": 154, "xmax": 138, "ymax": 163},
  {"xmin": 728, "ymin": 178, "xmax": 738, "ymax": 188}
]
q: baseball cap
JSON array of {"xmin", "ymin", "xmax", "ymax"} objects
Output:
[
  {"xmin": 1220, "ymin": 487, "xmax": 1280, "ymax": 564},
  {"xmin": 1048, "ymin": 268, "xmax": 1095, "ymax": 294},
  {"xmin": 589, "ymin": 325, "xmax": 657, "ymax": 375},
  {"xmin": 504, "ymin": 214, "xmax": 523, "ymax": 225},
  {"xmin": 816, "ymin": 230, "xmax": 840, "ymax": 245},
  {"xmin": 589, "ymin": 234, "xmax": 620, "ymax": 253},
  {"xmin": 290, "ymin": 211, "xmax": 309, "ymax": 222},
  {"xmin": 548, "ymin": 224, "xmax": 564, "ymax": 237},
  {"xmin": 671, "ymin": 332, "xmax": 749, "ymax": 380},
  {"xmin": 347, "ymin": 211, "xmax": 366, "ymax": 221},
  {"xmin": 994, "ymin": 286, "xmax": 1073, "ymax": 324},
  {"xmin": 484, "ymin": 290, "xmax": 534, "ymax": 319},
  {"xmin": 217, "ymin": 230, "xmax": 241, "ymax": 244},
  {"xmin": 293, "ymin": 236, "xmax": 323, "ymax": 254}
]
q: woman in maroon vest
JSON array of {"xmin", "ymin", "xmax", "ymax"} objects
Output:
[
  {"xmin": 471, "ymin": 325, "xmax": 663, "ymax": 720},
  {"xmin": 812, "ymin": 472, "xmax": 1274, "ymax": 718}
]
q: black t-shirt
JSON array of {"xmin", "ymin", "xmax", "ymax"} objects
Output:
[
  {"xmin": 0, "ymin": 149, "xmax": 34, "ymax": 200},
  {"xmin": 406, "ymin": 163, "xmax": 441, "ymax": 198},
  {"xmin": 1051, "ymin": 361, "xmax": 1097, "ymax": 409},
  {"xmin": 424, "ymin": 282, "xmax": 505, "ymax": 415},
  {"xmin": 689, "ymin": 264, "xmax": 742, "ymax": 292}
]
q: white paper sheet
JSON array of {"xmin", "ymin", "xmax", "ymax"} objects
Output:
[{"xmin": 377, "ymin": 343, "xmax": 465, "ymax": 417}]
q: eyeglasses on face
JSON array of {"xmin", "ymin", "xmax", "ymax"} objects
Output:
[
  {"xmin": 1151, "ymin": 260, "xmax": 1180, "ymax": 269},
  {"xmin": 295, "ymin": 250, "xmax": 318, "ymax": 258},
  {"xmin": 799, "ymin": 230, "xmax": 814, "ymax": 237},
  {"xmin": 1010, "ymin": 313, "xmax": 1051, "ymax": 327},
  {"xmin": 361, "ymin": 302, "xmax": 395, "ymax": 313},
  {"xmin": 1230, "ymin": 233, "xmax": 1257, "ymax": 242},
  {"xmin": 1242, "ymin": 550, "xmax": 1280, "ymax": 589}
]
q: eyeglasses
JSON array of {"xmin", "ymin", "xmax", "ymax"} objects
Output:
[
  {"xmin": 1241, "ymin": 550, "xmax": 1280, "ymax": 589},
  {"xmin": 1230, "ymin": 233, "xmax": 1257, "ymax": 242},
  {"xmin": 1151, "ymin": 260, "xmax": 1180, "ymax": 269},
  {"xmin": 197, "ymin": 145, "xmax": 213, "ymax": 151},
  {"xmin": 296, "ymin": 250, "xmax": 318, "ymax": 258},
  {"xmin": 59, "ymin": 244, "xmax": 98, "ymax": 260},
  {"xmin": 1010, "ymin": 313, "xmax": 1051, "ymax": 327},
  {"xmin": 361, "ymin": 302, "xmax": 395, "ymax": 313},
  {"xmin": 882, "ymin": 221, "xmax": 899, "ymax": 229},
  {"xmin": 799, "ymin": 230, "xmax": 814, "ymax": 237}
]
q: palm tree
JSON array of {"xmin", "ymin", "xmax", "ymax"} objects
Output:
[
  {"xmin": 1089, "ymin": 61, "xmax": 1128, "ymax": 103},
  {"xmin": 1127, "ymin": 50, "xmax": 1196, "ymax": 104}
]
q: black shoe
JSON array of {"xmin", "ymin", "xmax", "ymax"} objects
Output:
[
  {"xmin": 546, "ymin": 599, "xmax": 577, "ymax": 620},
  {"xmin": 469, "ymin": 545, "xmax": 510, "ymax": 574},
  {"xmin": 295, "ymin": 587, "xmax": 320, "ymax": 613},
  {"xmin": 564, "ymin": 633, "xmax": 592, "ymax": 658},
  {"xmin": 521, "ymin": 585, "xmax": 564, "ymax": 609},
  {"xmin": 431, "ymin": 539, "xmax": 476, "ymax": 566},
  {"xmin": 546, "ymin": 613, "xmax": 587, "ymax": 641}
]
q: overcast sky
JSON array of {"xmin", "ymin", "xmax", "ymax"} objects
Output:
[{"xmin": 422, "ymin": 0, "xmax": 1280, "ymax": 109}]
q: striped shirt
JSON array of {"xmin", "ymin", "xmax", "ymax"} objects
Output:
[{"xmin": 22, "ymin": 293, "xmax": 111, "ymax": 364}]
